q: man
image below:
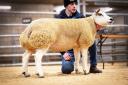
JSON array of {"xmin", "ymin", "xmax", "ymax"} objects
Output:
[{"xmin": 57, "ymin": 0, "xmax": 102, "ymax": 74}]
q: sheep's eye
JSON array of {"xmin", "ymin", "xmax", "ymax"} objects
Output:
[{"xmin": 98, "ymin": 13, "xmax": 103, "ymax": 16}]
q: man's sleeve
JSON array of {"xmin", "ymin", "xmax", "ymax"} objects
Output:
[{"xmin": 66, "ymin": 49, "xmax": 74, "ymax": 57}]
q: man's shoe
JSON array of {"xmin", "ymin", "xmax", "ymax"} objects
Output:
[{"xmin": 89, "ymin": 67, "xmax": 102, "ymax": 73}]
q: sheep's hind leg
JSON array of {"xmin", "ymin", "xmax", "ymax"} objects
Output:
[
  {"xmin": 22, "ymin": 50, "xmax": 32, "ymax": 77},
  {"xmin": 35, "ymin": 49, "xmax": 48, "ymax": 78}
]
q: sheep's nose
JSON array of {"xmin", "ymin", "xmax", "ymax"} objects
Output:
[{"xmin": 110, "ymin": 18, "xmax": 114, "ymax": 21}]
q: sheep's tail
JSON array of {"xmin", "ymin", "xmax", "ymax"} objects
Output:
[
  {"xmin": 19, "ymin": 25, "xmax": 34, "ymax": 51},
  {"xmin": 22, "ymin": 24, "xmax": 32, "ymax": 38}
]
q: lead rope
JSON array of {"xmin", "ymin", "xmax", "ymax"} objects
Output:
[{"xmin": 97, "ymin": 34, "xmax": 108, "ymax": 69}]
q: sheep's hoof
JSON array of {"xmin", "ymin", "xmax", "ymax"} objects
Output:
[
  {"xmin": 83, "ymin": 70, "xmax": 90, "ymax": 75},
  {"xmin": 75, "ymin": 69, "xmax": 81, "ymax": 74},
  {"xmin": 36, "ymin": 73, "xmax": 45, "ymax": 78},
  {"xmin": 22, "ymin": 72, "xmax": 30, "ymax": 77},
  {"xmin": 38, "ymin": 76, "xmax": 45, "ymax": 78},
  {"xmin": 83, "ymin": 70, "xmax": 87, "ymax": 75}
]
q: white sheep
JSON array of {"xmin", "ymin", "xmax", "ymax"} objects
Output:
[{"xmin": 19, "ymin": 9, "xmax": 113, "ymax": 78}]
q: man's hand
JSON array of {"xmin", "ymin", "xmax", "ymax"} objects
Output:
[{"xmin": 63, "ymin": 52, "xmax": 71, "ymax": 61}]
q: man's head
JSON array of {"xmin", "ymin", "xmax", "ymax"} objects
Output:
[
  {"xmin": 64, "ymin": 0, "xmax": 78, "ymax": 14},
  {"xmin": 64, "ymin": 0, "xmax": 78, "ymax": 7}
]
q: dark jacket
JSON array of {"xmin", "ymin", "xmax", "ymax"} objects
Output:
[{"xmin": 57, "ymin": 9, "xmax": 84, "ymax": 19}]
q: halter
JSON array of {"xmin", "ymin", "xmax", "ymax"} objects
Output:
[{"xmin": 95, "ymin": 22, "xmax": 103, "ymax": 31}]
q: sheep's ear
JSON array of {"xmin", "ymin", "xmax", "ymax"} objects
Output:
[{"xmin": 95, "ymin": 9, "xmax": 100, "ymax": 14}]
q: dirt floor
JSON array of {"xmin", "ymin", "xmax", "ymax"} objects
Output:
[{"xmin": 0, "ymin": 63, "xmax": 128, "ymax": 85}]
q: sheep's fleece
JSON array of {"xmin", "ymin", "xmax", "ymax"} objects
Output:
[{"xmin": 19, "ymin": 16, "xmax": 96, "ymax": 52}]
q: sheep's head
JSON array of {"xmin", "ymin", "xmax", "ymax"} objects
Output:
[{"xmin": 92, "ymin": 9, "xmax": 113, "ymax": 27}]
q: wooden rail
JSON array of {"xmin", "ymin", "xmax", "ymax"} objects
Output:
[{"xmin": 96, "ymin": 34, "xmax": 128, "ymax": 39}]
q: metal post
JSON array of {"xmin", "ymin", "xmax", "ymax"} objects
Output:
[
  {"xmin": 82, "ymin": 0, "xmax": 86, "ymax": 17},
  {"xmin": 77, "ymin": 0, "xmax": 81, "ymax": 13}
]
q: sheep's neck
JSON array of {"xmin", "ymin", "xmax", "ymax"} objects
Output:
[{"xmin": 95, "ymin": 22, "xmax": 103, "ymax": 31}]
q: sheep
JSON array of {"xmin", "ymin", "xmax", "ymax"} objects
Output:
[{"xmin": 19, "ymin": 9, "xmax": 113, "ymax": 78}]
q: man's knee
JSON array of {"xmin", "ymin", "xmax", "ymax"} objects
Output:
[{"xmin": 61, "ymin": 61, "xmax": 74, "ymax": 74}]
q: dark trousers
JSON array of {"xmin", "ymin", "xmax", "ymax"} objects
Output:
[{"xmin": 89, "ymin": 42, "xmax": 97, "ymax": 67}]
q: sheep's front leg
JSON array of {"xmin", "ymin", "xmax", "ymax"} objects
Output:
[
  {"xmin": 81, "ymin": 48, "xmax": 89, "ymax": 75},
  {"xmin": 73, "ymin": 48, "xmax": 81, "ymax": 74},
  {"xmin": 35, "ymin": 49, "xmax": 47, "ymax": 78},
  {"xmin": 22, "ymin": 50, "xmax": 32, "ymax": 77}
]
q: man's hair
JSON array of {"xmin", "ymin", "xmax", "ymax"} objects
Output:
[{"xmin": 64, "ymin": 0, "xmax": 78, "ymax": 7}]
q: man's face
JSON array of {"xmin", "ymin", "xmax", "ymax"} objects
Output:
[{"xmin": 66, "ymin": 2, "xmax": 77, "ymax": 14}]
